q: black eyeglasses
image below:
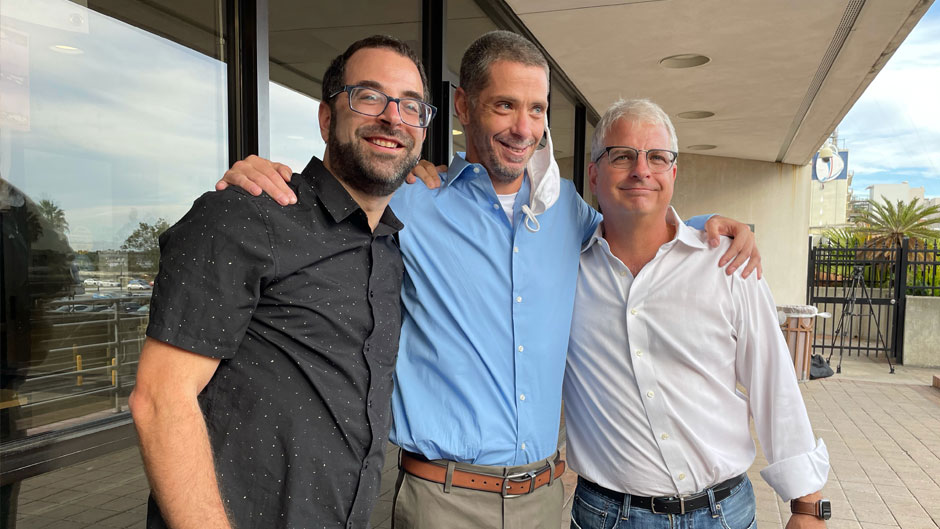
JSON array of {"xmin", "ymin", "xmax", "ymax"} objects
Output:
[
  {"xmin": 595, "ymin": 146, "xmax": 678, "ymax": 172},
  {"xmin": 329, "ymin": 85, "xmax": 437, "ymax": 128}
]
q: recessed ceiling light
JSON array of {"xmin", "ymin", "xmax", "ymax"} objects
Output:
[
  {"xmin": 686, "ymin": 144, "xmax": 717, "ymax": 151},
  {"xmin": 50, "ymin": 44, "xmax": 83, "ymax": 54},
  {"xmin": 659, "ymin": 54, "xmax": 710, "ymax": 69},
  {"xmin": 677, "ymin": 111, "xmax": 715, "ymax": 120},
  {"xmin": 452, "ymin": 130, "xmax": 463, "ymax": 136}
]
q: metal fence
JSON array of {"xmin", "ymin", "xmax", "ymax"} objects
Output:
[
  {"xmin": 806, "ymin": 237, "xmax": 940, "ymax": 366},
  {"xmin": 6, "ymin": 296, "xmax": 148, "ymax": 437}
]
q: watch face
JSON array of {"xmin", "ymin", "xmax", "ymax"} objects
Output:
[{"xmin": 819, "ymin": 500, "xmax": 832, "ymax": 520}]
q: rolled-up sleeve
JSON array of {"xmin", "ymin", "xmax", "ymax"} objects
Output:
[{"xmin": 733, "ymin": 276, "xmax": 830, "ymax": 501}]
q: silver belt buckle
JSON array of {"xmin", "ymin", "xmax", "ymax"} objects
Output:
[
  {"xmin": 501, "ymin": 470, "xmax": 539, "ymax": 498},
  {"xmin": 650, "ymin": 496, "xmax": 686, "ymax": 515}
]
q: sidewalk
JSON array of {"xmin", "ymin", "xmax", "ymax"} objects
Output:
[{"xmin": 9, "ymin": 355, "xmax": 939, "ymax": 529}]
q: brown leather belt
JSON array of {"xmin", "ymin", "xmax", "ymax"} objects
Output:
[{"xmin": 400, "ymin": 451, "xmax": 566, "ymax": 497}]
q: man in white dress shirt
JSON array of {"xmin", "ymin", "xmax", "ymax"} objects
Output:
[{"xmin": 564, "ymin": 99, "xmax": 831, "ymax": 529}]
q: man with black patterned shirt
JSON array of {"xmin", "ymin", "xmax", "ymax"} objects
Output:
[{"xmin": 129, "ymin": 35, "xmax": 431, "ymax": 529}]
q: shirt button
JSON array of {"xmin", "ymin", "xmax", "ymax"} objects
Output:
[
  {"xmin": 521, "ymin": 442, "xmax": 526, "ymax": 450},
  {"xmin": 516, "ymin": 296, "xmax": 522, "ymax": 303},
  {"xmin": 661, "ymin": 433, "xmax": 669, "ymax": 440},
  {"xmin": 473, "ymin": 167, "xmax": 480, "ymax": 174},
  {"xmin": 636, "ymin": 350, "xmax": 643, "ymax": 357},
  {"xmin": 519, "ymin": 394, "xmax": 526, "ymax": 401},
  {"xmin": 620, "ymin": 270, "xmax": 627, "ymax": 277},
  {"xmin": 493, "ymin": 203, "xmax": 500, "ymax": 209},
  {"xmin": 678, "ymin": 473, "xmax": 686, "ymax": 480},
  {"xmin": 630, "ymin": 308, "xmax": 639, "ymax": 316},
  {"xmin": 517, "ymin": 345, "xmax": 524, "ymax": 352},
  {"xmin": 646, "ymin": 390, "xmax": 654, "ymax": 398},
  {"xmin": 513, "ymin": 246, "xmax": 519, "ymax": 253}
]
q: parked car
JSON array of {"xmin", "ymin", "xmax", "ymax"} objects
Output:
[
  {"xmin": 128, "ymin": 282, "xmax": 151, "ymax": 290},
  {"xmin": 98, "ymin": 280, "xmax": 120, "ymax": 287},
  {"xmin": 92, "ymin": 292, "xmax": 119, "ymax": 299},
  {"xmin": 83, "ymin": 278, "xmax": 99, "ymax": 286}
]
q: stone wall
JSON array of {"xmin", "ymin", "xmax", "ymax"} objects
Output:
[{"xmin": 902, "ymin": 296, "xmax": 940, "ymax": 367}]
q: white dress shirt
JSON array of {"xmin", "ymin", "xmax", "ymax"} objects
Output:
[{"xmin": 564, "ymin": 208, "xmax": 829, "ymax": 501}]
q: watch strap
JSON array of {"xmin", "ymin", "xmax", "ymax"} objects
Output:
[{"xmin": 790, "ymin": 500, "xmax": 820, "ymax": 517}]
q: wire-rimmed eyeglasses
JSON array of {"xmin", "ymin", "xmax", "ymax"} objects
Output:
[
  {"xmin": 594, "ymin": 146, "xmax": 678, "ymax": 172},
  {"xmin": 329, "ymin": 85, "xmax": 437, "ymax": 128}
]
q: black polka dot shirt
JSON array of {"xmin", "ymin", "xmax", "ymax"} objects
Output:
[{"xmin": 145, "ymin": 156, "xmax": 403, "ymax": 528}]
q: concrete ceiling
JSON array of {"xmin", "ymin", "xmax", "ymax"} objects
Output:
[{"xmin": 507, "ymin": 0, "xmax": 932, "ymax": 165}]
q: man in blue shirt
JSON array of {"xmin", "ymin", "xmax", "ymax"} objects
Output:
[{"xmin": 221, "ymin": 31, "xmax": 759, "ymax": 528}]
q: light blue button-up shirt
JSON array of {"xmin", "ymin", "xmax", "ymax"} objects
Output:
[{"xmin": 389, "ymin": 153, "xmax": 708, "ymax": 466}]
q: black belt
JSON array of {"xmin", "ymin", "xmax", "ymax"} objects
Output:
[{"xmin": 578, "ymin": 474, "xmax": 747, "ymax": 515}]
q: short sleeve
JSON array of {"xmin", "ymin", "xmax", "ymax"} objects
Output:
[{"xmin": 146, "ymin": 190, "xmax": 276, "ymax": 359}]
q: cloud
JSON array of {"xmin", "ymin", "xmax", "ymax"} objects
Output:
[{"xmin": 838, "ymin": 4, "xmax": 940, "ymax": 197}]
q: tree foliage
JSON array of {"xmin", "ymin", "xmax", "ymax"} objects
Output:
[
  {"xmin": 822, "ymin": 227, "xmax": 863, "ymax": 246},
  {"xmin": 853, "ymin": 197, "xmax": 940, "ymax": 248},
  {"xmin": 121, "ymin": 218, "xmax": 170, "ymax": 252},
  {"xmin": 37, "ymin": 199, "xmax": 69, "ymax": 233},
  {"xmin": 122, "ymin": 218, "xmax": 170, "ymax": 273}
]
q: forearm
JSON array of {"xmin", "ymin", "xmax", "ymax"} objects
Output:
[
  {"xmin": 786, "ymin": 490, "xmax": 826, "ymax": 529},
  {"xmin": 132, "ymin": 390, "xmax": 232, "ymax": 529}
]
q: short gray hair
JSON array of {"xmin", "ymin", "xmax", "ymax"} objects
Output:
[
  {"xmin": 460, "ymin": 30, "xmax": 549, "ymax": 103},
  {"xmin": 590, "ymin": 98, "xmax": 678, "ymax": 163}
]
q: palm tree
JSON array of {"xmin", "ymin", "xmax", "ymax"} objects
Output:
[
  {"xmin": 37, "ymin": 198, "xmax": 69, "ymax": 233},
  {"xmin": 854, "ymin": 197, "xmax": 940, "ymax": 248}
]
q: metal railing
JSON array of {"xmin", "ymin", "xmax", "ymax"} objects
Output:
[
  {"xmin": 806, "ymin": 236, "xmax": 940, "ymax": 365},
  {"xmin": 8, "ymin": 297, "xmax": 149, "ymax": 433}
]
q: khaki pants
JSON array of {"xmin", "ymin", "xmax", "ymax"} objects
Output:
[{"xmin": 392, "ymin": 453, "xmax": 565, "ymax": 529}]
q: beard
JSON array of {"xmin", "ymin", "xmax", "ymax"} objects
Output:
[
  {"xmin": 465, "ymin": 123, "xmax": 536, "ymax": 185},
  {"xmin": 327, "ymin": 121, "xmax": 419, "ymax": 197}
]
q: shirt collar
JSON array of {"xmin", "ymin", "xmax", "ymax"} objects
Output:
[
  {"xmin": 583, "ymin": 206, "xmax": 708, "ymax": 253},
  {"xmin": 300, "ymin": 156, "xmax": 404, "ymax": 234},
  {"xmin": 443, "ymin": 152, "xmax": 487, "ymax": 186}
]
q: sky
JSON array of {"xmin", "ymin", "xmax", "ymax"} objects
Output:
[
  {"xmin": 836, "ymin": 2, "xmax": 940, "ymax": 199},
  {"xmin": 0, "ymin": 0, "xmax": 324, "ymax": 251}
]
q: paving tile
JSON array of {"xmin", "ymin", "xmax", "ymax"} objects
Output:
[
  {"xmin": 66, "ymin": 506, "xmax": 123, "ymax": 524},
  {"xmin": 13, "ymin": 516, "xmax": 58, "ymax": 529},
  {"xmin": 854, "ymin": 505, "xmax": 902, "ymax": 525},
  {"xmin": 96, "ymin": 510, "xmax": 145, "ymax": 528},
  {"xmin": 894, "ymin": 516, "xmax": 939, "ymax": 529},
  {"xmin": 826, "ymin": 518, "xmax": 864, "ymax": 529}
]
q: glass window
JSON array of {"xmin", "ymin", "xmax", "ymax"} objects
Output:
[
  {"xmin": 584, "ymin": 120, "xmax": 598, "ymax": 208},
  {"xmin": 1, "ymin": 0, "xmax": 227, "ymax": 441},
  {"xmin": 446, "ymin": 0, "xmax": 498, "ymax": 79},
  {"xmin": 550, "ymin": 83, "xmax": 576, "ymax": 182},
  {"xmin": 1, "ymin": 0, "xmax": 228, "ymax": 522},
  {"xmin": 267, "ymin": 0, "xmax": 422, "ymax": 171}
]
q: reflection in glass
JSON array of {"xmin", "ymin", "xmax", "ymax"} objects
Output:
[
  {"xmin": 550, "ymin": 83, "xmax": 577, "ymax": 182},
  {"xmin": 268, "ymin": 0, "xmax": 422, "ymax": 167},
  {"xmin": 446, "ymin": 0, "xmax": 498, "ymax": 78},
  {"xmin": 0, "ymin": 0, "xmax": 227, "ymax": 445},
  {"xmin": 584, "ymin": 121, "xmax": 598, "ymax": 208}
]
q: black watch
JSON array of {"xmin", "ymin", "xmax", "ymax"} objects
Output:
[{"xmin": 790, "ymin": 499, "xmax": 831, "ymax": 520}]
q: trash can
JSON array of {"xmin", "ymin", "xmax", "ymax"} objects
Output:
[{"xmin": 776, "ymin": 305, "xmax": 823, "ymax": 381}]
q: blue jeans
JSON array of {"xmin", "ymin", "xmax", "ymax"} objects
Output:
[{"xmin": 570, "ymin": 476, "xmax": 757, "ymax": 529}]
